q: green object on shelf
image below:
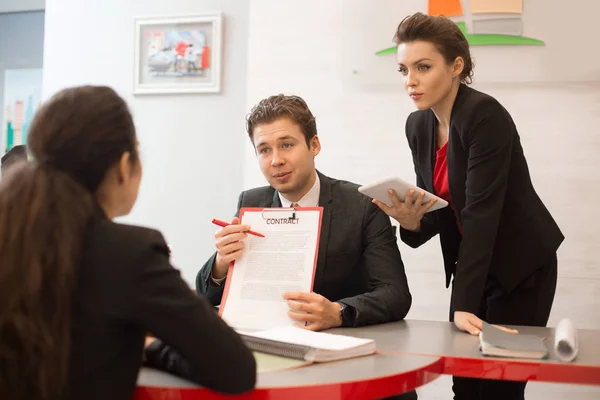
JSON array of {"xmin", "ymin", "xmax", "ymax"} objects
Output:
[
  {"xmin": 6, "ymin": 121, "xmax": 14, "ymax": 152},
  {"xmin": 376, "ymin": 21, "xmax": 544, "ymax": 55}
]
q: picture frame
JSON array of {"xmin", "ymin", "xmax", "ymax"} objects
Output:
[{"xmin": 133, "ymin": 13, "xmax": 223, "ymax": 95}]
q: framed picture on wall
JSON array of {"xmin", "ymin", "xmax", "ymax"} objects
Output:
[{"xmin": 133, "ymin": 13, "xmax": 223, "ymax": 95}]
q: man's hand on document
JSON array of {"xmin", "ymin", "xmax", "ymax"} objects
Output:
[
  {"xmin": 283, "ymin": 291, "xmax": 342, "ymax": 331},
  {"xmin": 213, "ymin": 217, "xmax": 251, "ymax": 279}
]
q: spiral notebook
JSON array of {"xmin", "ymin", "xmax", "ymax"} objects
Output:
[{"xmin": 239, "ymin": 326, "xmax": 376, "ymax": 363}]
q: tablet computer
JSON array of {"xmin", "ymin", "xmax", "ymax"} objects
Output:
[{"xmin": 358, "ymin": 177, "xmax": 448, "ymax": 213}]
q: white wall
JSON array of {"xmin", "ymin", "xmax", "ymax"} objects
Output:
[
  {"xmin": 0, "ymin": 0, "xmax": 44, "ymax": 13},
  {"xmin": 340, "ymin": 0, "xmax": 600, "ymax": 86},
  {"xmin": 43, "ymin": 0, "xmax": 249, "ymax": 284},
  {"xmin": 245, "ymin": 1, "xmax": 600, "ymax": 398}
]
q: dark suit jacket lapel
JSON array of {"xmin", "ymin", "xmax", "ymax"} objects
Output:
[
  {"xmin": 314, "ymin": 171, "xmax": 333, "ymax": 292},
  {"xmin": 270, "ymin": 190, "xmax": 282, "ymax": 207},
  {"xmin": 426, "ymin": 84, "xmax": 470, "ymax": 193},
  {"xmin": 446, "ymin": 84, "xmax": 469, "ymax": 208},
  {"xmin": 424, "ymin": 110, "xmax": 436, "ymax": 191}
]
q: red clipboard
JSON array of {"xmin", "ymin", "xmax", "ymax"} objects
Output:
[{"xmin": 218, "ymin": 206, "xmax": 323, "ymax": 319}]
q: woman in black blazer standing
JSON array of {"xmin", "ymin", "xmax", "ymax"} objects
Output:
[
  {"xmin": 0, "ymin": 86, "xmax": 256, "ymax": 400},
  {"xmin": 373, "ymin": 13, "xmax": 564, "ymax": 400}
]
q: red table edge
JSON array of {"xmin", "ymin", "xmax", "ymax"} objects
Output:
[
  {"xmin": 133, "ymin": 356, "xmax": 444, "ymax": 400},
  {"xmin": 378, "ymin": 350, "xmax": 600, "ymax": 385},
  {"xmin": 442, "ymin": 355, "xmax": 600, "ymax": 385}
]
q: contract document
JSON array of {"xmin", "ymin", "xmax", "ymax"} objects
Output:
[{"xmin": 219, "ymin": 207, "xmax": 323, "ymax": 331}]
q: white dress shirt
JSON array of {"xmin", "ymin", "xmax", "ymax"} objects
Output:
[{"xmin": 278, "ymin": 172, "xmax": 320, "ymax": 208}]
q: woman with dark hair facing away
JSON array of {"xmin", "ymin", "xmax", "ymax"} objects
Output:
[
  {"xmin": 373, "ymin": 13, "xmax": 563, "ymax": 400},
  {"xmin": 0, "ymin": 85, "xmax": 256, "ymax": 400}
]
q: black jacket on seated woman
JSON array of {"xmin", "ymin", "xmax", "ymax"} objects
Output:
[{"xmin": 0, "ymin": 85, "xmax": 256, "ymax": 400}]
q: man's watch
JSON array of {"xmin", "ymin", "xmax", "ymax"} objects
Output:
[{"xmin": 337, "ymin": 302, "xmax": 354, "ymax": 327}]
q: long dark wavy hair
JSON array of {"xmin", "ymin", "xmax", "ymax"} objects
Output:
[{"xmin": 0, "ymin": 85, "xmax": 138, "ymax": 399}]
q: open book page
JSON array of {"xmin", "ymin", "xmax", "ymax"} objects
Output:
[
  {"xmin": 246, "ymin": 326, "xmax": 374, "ymax": 350},
  {"xmin": 220, "ymin": 207, "xmax": 322, "ymax": 331}
]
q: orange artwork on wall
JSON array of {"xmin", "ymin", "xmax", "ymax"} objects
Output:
[
  {"xmin": 377, "ymin": 0, "xmax": 543, "ymax": 54},
  {"xmin": 428, "ymin": 0, "xmax": 463, "ymax": 18}
]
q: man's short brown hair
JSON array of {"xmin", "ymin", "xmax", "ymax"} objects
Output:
[{"xmin": 246, "ymin": 94, "xmax": 317, "ymax": 147}]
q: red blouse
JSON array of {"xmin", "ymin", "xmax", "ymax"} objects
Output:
[{"xmin": 433, "ymin": 141, "xmax": 462, "ymax": 234}]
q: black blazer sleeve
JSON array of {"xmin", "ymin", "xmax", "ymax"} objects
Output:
[
  {"xmin": 134, "ymin": 231, "xmax": 256, "ymax": 394},
  {"xmin": 451, "ymin": 99, "xmax": 514, "ymax": 314},
  {"xmin": 338, "ymin": 202, "xmax": 412, "ymax": 325},
  {"xmin": 400, "ymin": 113, "xmax": 441, "ymax": 248},
  {"xmin": 195, "ymin": 193, "xmax": 244, "ymax": 304}
]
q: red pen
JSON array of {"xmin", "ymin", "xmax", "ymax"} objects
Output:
[{"xmin": 211, "ymin": 218, "xmax": 265, "ymax": 238}]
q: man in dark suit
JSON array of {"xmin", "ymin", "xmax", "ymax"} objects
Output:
[{"xmin": 196, "ymin": 94, "xmax": 412, "ymax": 331}]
